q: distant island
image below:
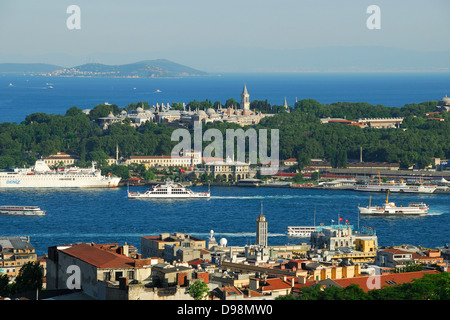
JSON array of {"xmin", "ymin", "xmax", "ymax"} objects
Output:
[{"xmin": 0, "ymin": 59, "xmax": 208, "ymax": 78}]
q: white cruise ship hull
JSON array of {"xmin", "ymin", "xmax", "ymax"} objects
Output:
[
  {"xmin": 0, "ymin": 160, "xmax": 121, "ymax": 188},
  {"xmin": 0, "ymin": 174, "xmax": 121, "ymax": 188},
  {"xmin": 0, "ymin": 177, "xmax": 120, "ymax": 188},
  {"xmin": 355, "ymin": 184, "xmax": 436, "ymax": 193}
]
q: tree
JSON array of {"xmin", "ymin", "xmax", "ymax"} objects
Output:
[
  {"xmin": 187, "ymin": 281, "xmax": 210, "ymax": 300},
  {"xmin": 14, "ymin": 261, "xmax": 43, "ymax": 295},
  {"xmin": 65, "ymin": 106, "xmax": 84, "ymax": 117},
  {"xmin": 0, "ymin": 274, "xmax": 12, "ymax": 297}
]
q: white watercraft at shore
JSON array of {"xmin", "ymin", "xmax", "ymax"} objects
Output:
[{"xmin": 0, "ymin": 160, "xmax": 120, "ymax": 188}]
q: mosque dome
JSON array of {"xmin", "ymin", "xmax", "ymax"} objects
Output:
[
  {"xmin": 440, "ymin": 94, "xmax": 450, "ymax": 105},
  {"xmin": 197, "ymin": 110, "xmax": 207, "ymax": 117},
  {"xmin": 206, "ymin": 108, "xmax": 216, "ymax": 115},
  {"xmin": 136, "ymin": 107, "xmax": 144, "ymax": 113}
]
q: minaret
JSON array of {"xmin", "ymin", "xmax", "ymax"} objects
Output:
[
  {"xmin": 256, "ymin": 202, "xmax": 268, "ymax": 248},
  {"xmin": 116, "ymin": 144, "xmax": 119, "ymax": 161},
  {"xmin": 284, "ymin": 97, "xmax": 290, "ymax": 113},
  {"xmin": 240, "ymin": 84, "xmax": 250, "ymax": 111}
]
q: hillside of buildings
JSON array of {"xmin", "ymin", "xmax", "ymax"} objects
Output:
[
  {"xmin": 0, "ymin": 96, "xmax": 448, "ymax": 179},
  {"xmin": 1, "ymin": 229, "xmax": 449, "ymax": 301}
]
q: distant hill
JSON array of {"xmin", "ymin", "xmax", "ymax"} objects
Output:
[
  {"xmin": 0, "ymin": 63, "xmax": 63, "ymax": 73},
  {"xmin": 50, "ymin": 59, "xmax": 208, "ymax": 78},
  {"xmin": 0, "ymin": 59, "xmax": 207, "ymax": 78}
]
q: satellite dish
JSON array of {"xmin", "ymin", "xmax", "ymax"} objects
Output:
[{"xmin": 219, "ymin": 238, "xmax": 228, "ymax": 247}]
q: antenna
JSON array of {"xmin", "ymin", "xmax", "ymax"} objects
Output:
[{"xmin": 314, "ymin": 207, "xmax": 316, "ymax": 227}]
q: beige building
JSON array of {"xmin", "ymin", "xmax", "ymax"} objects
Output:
[
  {"xmin": 46, "ymin": 243, "xmax": 159, "ymax": 300},
  {"xmin": 357, "ymin": 117, "xmax": 404, "ymax": 128},
  {"xmin": 0, "ymin": 236, "xmax": 37, "ymax": 281},
  {"xmin": 141, "ymin": 233, "xmax": 206, "ymax": 261},
  {"xmin": 124, "ymin": 150, "xmax": 202, "ymax": 168},
  {"xmin": 204, "ymin": 158, "xmax": 251, "ymax": 181},
  {"xmin": 43, "ymin": 152, "xmax": 79, "ymax": 167}
]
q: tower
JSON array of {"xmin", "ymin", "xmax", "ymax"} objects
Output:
[
  {"xmin": 240, "ymin": 84, "xmax": 250, "ymax": 111},
  {"xmin": 284, "ymin": 97, "xmax": 290, "ymax": 113},
  {"xmin": 256, "ymin": 203, "xmax": 268, "ymax": 248}
]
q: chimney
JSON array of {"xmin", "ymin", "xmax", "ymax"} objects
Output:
[
  {"xmin": 122, "ymin": 244, "xmax": 129, "ymax": 257},
  {"xmin": 250, "ymin": 278, "xmax": 259, "ymax": 291}
]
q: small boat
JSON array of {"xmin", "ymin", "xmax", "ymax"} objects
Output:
[
  {"xmin": 358, "ymin": 191, "xmax": 429, "ymax": 216},
  {"xmin": 128, "ymin": 179, "xmax": 210, "ymax": 199},
  {"xmin": 0, "ymin": 205, "xmax": 46, "ymax": 216}
]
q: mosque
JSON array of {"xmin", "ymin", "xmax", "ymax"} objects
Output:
[
  {"xmin": 437, "ymin": 94, "xmax": 450, "ymax": 112},
  {"xmin": 96, "ymin": 85, "xmax": 281, "ymax": 129}
]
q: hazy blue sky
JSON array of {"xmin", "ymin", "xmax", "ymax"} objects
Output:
[{"xmin": 1, "ymin": 1, "xmax": 449, "ymax": 72}]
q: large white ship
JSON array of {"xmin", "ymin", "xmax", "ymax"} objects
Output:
[
  {"xmin": 128, "ymin": 179, "xmax": 210, "ymax": 199},
  {"xmin": 354, "ymin": 180, "xmax": 436, "ymax": 193},
  {"xmin": 0, "ymin": 160, "xmax": 121, "ymax": 188}
]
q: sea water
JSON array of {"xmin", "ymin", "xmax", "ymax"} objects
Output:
[
  {"xmin": 0, "ymin": 186, "xmax": 448, "ymax": 256},
  {"xmin": 1, "ymin": 72, "xmax": 450, "ymax": 123}
]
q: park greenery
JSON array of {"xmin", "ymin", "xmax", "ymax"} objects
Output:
[
  {"xmin": 0, "ymin": 98, "xmax": 448, "ymax": 179},
  {"xmin": 276, "ymin": 272, "xmax": 450, "ymax": 300}
]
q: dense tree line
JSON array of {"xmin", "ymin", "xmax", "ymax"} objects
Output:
[
  {"xmin": 0, "ymin": 99, "xmax": 448, "ymax": 172},
  {"xmin": 254, "ymin": 99, "xmax": 449, "ymax": 169},
  {"xmin": 276, "ymin": 272, "xmax": 450, "ymax": 300}
]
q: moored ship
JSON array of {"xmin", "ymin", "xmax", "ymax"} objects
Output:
[
  {"xmin": 0, "ymin": 160, "xmax": 121, "ymax": 188},
  {"xmin": 0, "ymin": 205, "xmax": 46, "ymax": 216},
  {"xmin": 128, "ymin": 179, "xmax": 210, "ymax": 199},
  {"xmin": 354, "ymin": 178, "xmax": 436, "ymax": 194}
]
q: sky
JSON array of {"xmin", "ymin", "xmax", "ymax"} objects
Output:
[{"xmin": 0, "ymin": 0, "xmax": 449, "ymax": 72}]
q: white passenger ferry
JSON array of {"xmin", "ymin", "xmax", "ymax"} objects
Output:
[
  {"xmin": 128, "ymin": 179, "xmax": 210, "ymax": 199},
  {"xmin": 358, "ymin": 192, "xmax": 429, "ymax": 216},
  {"xmin": 0, "ymin": 205, "xmax": 46, "ymax": 216},
  {"xmin": 0, "ymin": 160, "xmax": 121, "ymax": 188}
]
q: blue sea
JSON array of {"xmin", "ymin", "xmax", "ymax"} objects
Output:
[
  {"xmin": 0, "ymin": 186, "xmax": 448, "ymax": 257},
  {"xmin": 0, "ymin": 72, "xmax": 449, "ymax": 257},
  {"xmin": 1, "ymin": 72, "xmax": 450, "ymax": 123}
]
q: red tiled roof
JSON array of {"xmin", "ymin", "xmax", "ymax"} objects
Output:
[
  {"xmin": 260, "ymin": 278, "xmax": 292, "ymax": 292},
  {"xmin": 330, "ymin": 270, "xmax": 440, "ymax": 293},
  {"xmin": 61, "ymin": 243, "xmax": 135, "ymax": 269},
  {"xmin": 381, "ymin": 249, "xmax": 412, "ymax": 255}
]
